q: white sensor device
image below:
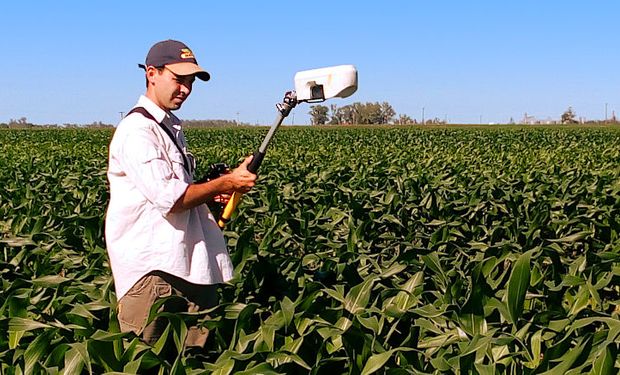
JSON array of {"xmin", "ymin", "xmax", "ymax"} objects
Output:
[{"xmin": 294, "ymin": 65, "xmax": 358, "ymax": 102}]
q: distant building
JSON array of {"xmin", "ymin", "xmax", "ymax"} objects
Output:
[
  {"xmin": 521, "ymin": 113, "xmax": 537, "ymax": 124},
  {"xmin": 521, "ymin": 113, "xmax": 558, "ymax": 125}
]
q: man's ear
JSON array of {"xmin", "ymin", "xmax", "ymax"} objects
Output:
[{"xmin": 146, "ymin": 66, "xmax": 159, "ymax": 85}]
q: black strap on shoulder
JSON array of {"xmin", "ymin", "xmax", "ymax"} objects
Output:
[{"xmin": 126, "ymin": 107, "xmax": 191, "ymax": 174}]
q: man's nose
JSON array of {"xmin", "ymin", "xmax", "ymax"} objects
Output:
[{"xmin": 180, "ymin": 83, "xmax": 192, "ymax": 95}]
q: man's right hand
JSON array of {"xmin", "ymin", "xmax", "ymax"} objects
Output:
[
  {"xmin": 225, "ymin": 155, "xmax": 256, "ymax": 194},
  {"xmin": 170, "ymin": 155, "xmax": 257, "ymax": 214}
]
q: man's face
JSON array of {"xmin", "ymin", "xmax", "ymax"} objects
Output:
[{"xmin": 147, "ymin": 66, "xmax": 195, "ymax": 111}]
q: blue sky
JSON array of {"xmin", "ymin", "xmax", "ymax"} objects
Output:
[{"xmin": 1, "ymin": 1, "xmax": 618, "ymax": 125}]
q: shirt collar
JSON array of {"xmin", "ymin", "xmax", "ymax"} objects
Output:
[{"xmin": 136, "ymin": 95, "xmax": 181, "ymax": 127}]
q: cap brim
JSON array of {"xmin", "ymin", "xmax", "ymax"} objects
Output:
[{"xmin": 166, "ymin": 62, "xmax": 211, "ymax": 81}]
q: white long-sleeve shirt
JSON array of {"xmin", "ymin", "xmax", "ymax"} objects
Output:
[{"xmin": 105, "ymin": 95, "xmax": 233, "ymax": 299}]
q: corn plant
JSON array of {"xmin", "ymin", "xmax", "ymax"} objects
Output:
[{"xmin": 0, "ymin": 126, "xmax": 618, "ymax": 374}]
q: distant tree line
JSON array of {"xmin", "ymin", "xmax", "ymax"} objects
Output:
[
  {"xmin": 0, "ymin": 117, "xmax": 249, "ymax": 129},
  {"xmin": 309, "ymin": 104, "xmax": 620, "ymax": 126},
  {"xmin": 182, "ymin": 119, "xmax": 251, "ymax": 128},
  {"xmin": 519, "ymin": 107, "xmax": 619, "ymax": 125},
  {"xmin": 308, "ymin": 102, "xmax": 440, "ymax": 125},
  {"xmin": 561, "ymin": 107, "xmax": 579, "ymax": 124},
  {"xmin": 0, "ymin": 117, "xmax": 115, "ymax": 129},
  {"xmin": 3, "ymin": 106, "xmax": 618, "ymax": 129},
  {"xmin": 309, "ymin": 102, "xmax": 397, "ymax": 125},
  {"xmin": 0, "ymin": 117, "xmax": 34, "ymax": 128}
]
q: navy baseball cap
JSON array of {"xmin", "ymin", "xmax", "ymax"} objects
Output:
[{"xmin": 138, "ymin": 40, "xmax": 210, "ymax": 81}]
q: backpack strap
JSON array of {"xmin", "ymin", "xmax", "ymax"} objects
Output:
[{"xmin": 126, "ymin": 107, "xmax": 191, "ymax": 174}]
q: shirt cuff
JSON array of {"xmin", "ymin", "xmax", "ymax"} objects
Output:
[{"xmin": 154, "ymin": 179, "xmax": 190, "ymax": 216}]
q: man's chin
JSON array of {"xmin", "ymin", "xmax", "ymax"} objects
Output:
[{"xmin": 168, "ymin": 102, "xmax": 183, "ymax": 111}]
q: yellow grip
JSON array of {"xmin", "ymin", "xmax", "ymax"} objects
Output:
[{"xmin": 218, "ymin": 192, "xmax": 243, "ymax": 228}]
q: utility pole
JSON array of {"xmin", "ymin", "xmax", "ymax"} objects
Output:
[
  {"xmin": 119, "ymin": 111, "xmax": 125, "ymax": 119},
  {"xmin": 236, "ymin": 111, "xmax": 240, "ymax": 125},
  {"xmin": 605, "ymin": 103, "xmax": 608, "ymax": 122},
  {"xmin": 421, "ymin": 107, "xmax": 425, "ymax": 125}
]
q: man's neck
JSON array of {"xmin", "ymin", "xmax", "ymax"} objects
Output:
[{"xmin": 145, "ymin": 91, "xmax": 166, "ymax": 112}]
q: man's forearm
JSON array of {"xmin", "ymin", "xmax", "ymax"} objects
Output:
[{"xmin": 170, "ymin": 176, "xmax": 232, "ymax": 213}]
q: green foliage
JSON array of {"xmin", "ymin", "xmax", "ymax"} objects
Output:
[
  {"xmin": 1, "ymin": 126, "xmax": 619, "ymax": 373},
  {"xmin": 309, "ymin": 105, "xmax": 330, "ymax": 126},
  {"xmin": 329, "ymin": 102, "xmax": 396, "ymax": 125}
]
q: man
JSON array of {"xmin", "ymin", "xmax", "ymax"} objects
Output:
[{"xmin": 105, "ymin": 39, "xmax": 256, "ymax": 348}]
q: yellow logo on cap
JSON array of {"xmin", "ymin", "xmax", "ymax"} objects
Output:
[{"xmin": 180, "ymin": 48, "xmax": 195, "ymax": 59}]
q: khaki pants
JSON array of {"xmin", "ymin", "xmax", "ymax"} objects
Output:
[{"xmin": 117, "ymin": 271, "xmax": 218, "ymax": 348}]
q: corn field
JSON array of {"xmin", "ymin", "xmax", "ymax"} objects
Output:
[{"xmin": 1, "ymin": 126, "xmax": 619, "ymax": 374}]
